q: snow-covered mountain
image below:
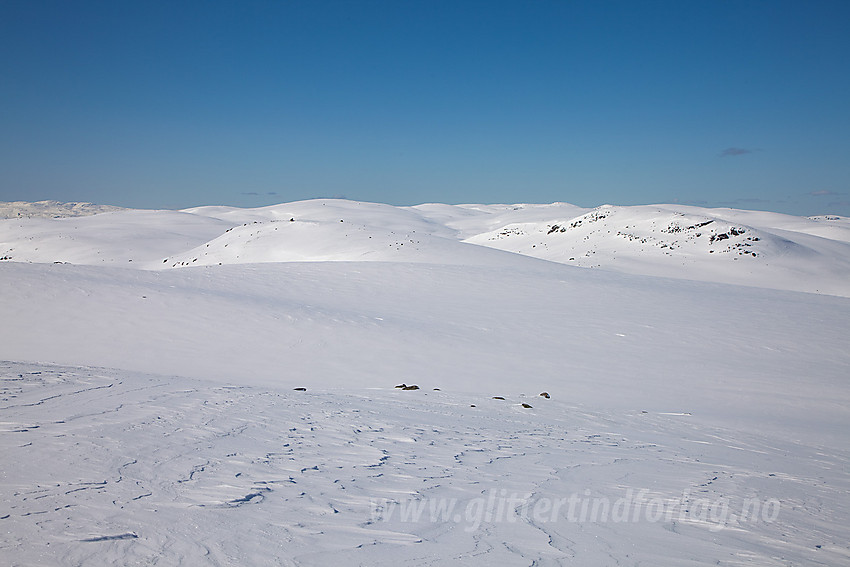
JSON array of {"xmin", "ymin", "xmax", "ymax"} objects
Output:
[{"xmin": 1, "ymin": 199, "xmax": 849, "ymax": 565}]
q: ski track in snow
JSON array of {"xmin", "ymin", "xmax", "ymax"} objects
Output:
[{"xmin": 2, "ymin": 362, "xmax": 848, "ymax": 566}]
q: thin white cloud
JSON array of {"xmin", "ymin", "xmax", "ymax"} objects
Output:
[{"xmin": 720, "ymin": 147, "xmax": 759, "ymax": 157}]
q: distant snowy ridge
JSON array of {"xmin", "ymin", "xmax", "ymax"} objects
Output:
[
  {"xmin": 0, "ymin": 200, "xmax": 123, "ymax": 218},
  {"xmin": 2, "ymin": 198, "xmax": 849, "ymax": 296}
]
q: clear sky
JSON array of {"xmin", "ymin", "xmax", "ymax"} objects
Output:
[{"xmin": 1, "ymin": 0, "xmax": 848, "ymax": 215}]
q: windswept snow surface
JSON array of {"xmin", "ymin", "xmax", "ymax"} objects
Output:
[
  {"xmin": 1, "ymin": 199, "xmax": 849, "ymax": 565},
  {"xmin": 3, "ymin": 362, "xmax": 848, "ymax": 566}
]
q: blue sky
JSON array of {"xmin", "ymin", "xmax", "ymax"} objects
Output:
[{"xmin": 1, "ymin": 0, "xmax": 849, "ymax": 215}]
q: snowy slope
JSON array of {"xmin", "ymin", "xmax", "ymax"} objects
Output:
[
  {"xmin": 410, "ymin": 202, "xmax": 591, "ymax": 239},
  {"xmin": 465, "ymin": 204, "xmax": 850, "ymax": 296},
  {"xmin": 0, "ymin": 209, "xmax": 232, "ymax": 266},
  {"xmin": 161, "ymin": 217, "xmax": 536, "ymax": 267},
  {"xmin": 2, "ymin": 259, "xmax": 848, "ymax": 439}
]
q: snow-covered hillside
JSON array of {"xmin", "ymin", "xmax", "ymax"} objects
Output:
[
  {"xmin": 2, "ymin": 199, "xmax": 849, "ymax": 295},
  {"xmin": 463, "ymin": 204, "xmax": 850, "ymax": 296},
  {"xmin": 1, "ymin": 199, "xmax": 849, "ymax": 565}
]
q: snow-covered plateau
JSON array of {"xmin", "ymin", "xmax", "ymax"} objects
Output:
[{"xmin": 1, "ymin": 199, "xmax": 848, "ymax": 565}]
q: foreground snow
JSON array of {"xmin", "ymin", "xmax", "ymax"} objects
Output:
[
  {"xmin": 1, "ymin": 199, "xmax": 849, "ymax": 564},
  {"xmin": 3, "ymin": 362, "xmax": 848, "ymax": 566}
]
